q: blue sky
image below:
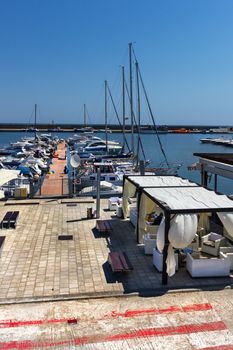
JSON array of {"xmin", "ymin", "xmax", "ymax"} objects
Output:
[{"xmin": 1, "ymin": 0, "xmax": 233, "ymax": 125}]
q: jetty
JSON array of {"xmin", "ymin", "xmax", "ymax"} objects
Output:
[{"xmin": 38, "ymin": 141, "xmax": 68, "ymax": 197}]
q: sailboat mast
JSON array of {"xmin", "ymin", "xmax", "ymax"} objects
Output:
[
  {"xmin": 104, "ymin": 80, "xmax": 108, "ymax": 153},
  {"xmin": 122, "ymin": 66, "xmax": 126, "ymax": 149},
  {"xmin": 84, "ymin": 104, "xmax": 86, "ymax": 127},
  {"xmin": 129, "ymin": 42, "xmax": 134, "ymax": 154},
  {"xmin": 34, "ymin": 103, "xmax": 37, "ymax": 139},
  {"xmin": 135, "ymin": 61, "xmax": 141, "ymax": 165}
]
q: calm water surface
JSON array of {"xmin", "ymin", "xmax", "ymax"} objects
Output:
[{"xmin": 1, "ymin": 131, "xmax": 233, "ymax": 195}]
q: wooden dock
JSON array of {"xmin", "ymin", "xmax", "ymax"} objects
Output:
[{"xmin": 39, "ymin": 141, "xmax": 68, "ymax": 196}]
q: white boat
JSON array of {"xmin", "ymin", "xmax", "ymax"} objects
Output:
[
  {"xmin": 81, "ymin": 139, "xmax": 123, "ymax": 155},
  {"xmin": 79, "ymin": 181, "xmax": 122, "ymax": 197}
]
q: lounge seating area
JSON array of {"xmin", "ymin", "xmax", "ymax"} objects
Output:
[
  {"xmin": 140, "ymin": 211, "xmax": 233, "ymax": 278},
  {"xmin": 121, "ymin": 175, "xmax": 233, "ymax": 285}
]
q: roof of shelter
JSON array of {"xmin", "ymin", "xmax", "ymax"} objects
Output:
[
  {"xmin": 194, "ymin": 153, "xmax": 233, "ymax": 166},
  {"xmin": 126, "ymin": 175, "xmax": 198, "ymax": 188},
  {"xmin": 0, "ymin": 169, "xmax": 20, "ymax": 187},
  {"xmin": 142, "ymin": 186, "xmax": 233, "ymax": 213}
]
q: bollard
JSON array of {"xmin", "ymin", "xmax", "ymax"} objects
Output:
[{"xmin": 87, "ymin": 207, "xmax": 93, "ymax": 219}]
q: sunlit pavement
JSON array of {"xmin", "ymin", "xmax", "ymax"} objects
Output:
[{"xmin": 0, "ymin": 289, "xmax": 233, "ymax": 349}]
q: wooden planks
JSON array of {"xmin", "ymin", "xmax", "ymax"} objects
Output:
[
  {"xmin": 108, "ymin": 252, "xmax": 133, "ymax": 272},
  {"xmin": 96, "ymin": 220, "xmax": 113, "ymax": 233}
]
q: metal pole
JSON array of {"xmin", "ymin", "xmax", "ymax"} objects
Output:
[
  {"xmin": 136, "ymin": 61, "xmax": 140, "ymax": 165},
  {"xmin": 96, "ymin": 168, "xmax": 101, "ymax": 218},
  {"xmin": 61, "ymin": 177, "xmax": 64, "ymax": 195},
  {"xmin": 129, "ymin": 42, "xmax": 134, "ymax": 154},
  {"xmin": 214, "ymin": 174, "xmax": 218, "ymax": 192},
  {"xmin": 136, "ymin": 189, "xmax": 142, "ymax": 243},
  {"xmin": 122, "ymin": 66, "xmax": 125, "ymax": 149},
  {"xmin": 34, "ymin": 103, "xmax": 37, "ymax": 140},
  {"xmin": 139, "ymin": 160, "xmax": 145, "ymax": 175},
  {"xmin": 84, "ymin": 104, "xmax": 86, "ymax": 127},
  {"xmin": 105, "ymin": 80, "xmax": 108, "ymax": 153},
  {"xmin": 73, "ymin": 168, "xmax": 75, "ymax": 196},
  {"xmin": 162, "ymin": 212, "xmax": 170, "ymax": 285}
]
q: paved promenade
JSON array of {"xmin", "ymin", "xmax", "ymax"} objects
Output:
[
  {"xmin": 0, "ymin": 290, "xmax": 233, "ymax": 349},
  {"xmin": 0, "ymin": 198, "xmax": 232, "ymax": 303},
  {"xmin": 39, "ymin": 141, "xmax": 68, "ymax": 196}
]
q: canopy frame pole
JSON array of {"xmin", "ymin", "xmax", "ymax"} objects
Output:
[
  {"xmin": 136, "ymin": 188, "xmax": 142, "ymax": 244},
  {"xmin": 214, "ymin": 174, "xmax": 218, "ymax": 192},
  {"xmin": 162, "ymin": 211, "xmax": 170, "ymax": 285}
]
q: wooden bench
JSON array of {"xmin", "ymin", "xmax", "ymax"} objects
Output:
[
  {"xmin": 96, "ymin": 220, "xmax": 113, "ymax": 233},
  {"xmin": 1, "ymin": 211, "xmax": 13, "ymax": 229},
  {"xmin": 9, "ymin": 211, "xmax": 19, "ymax": 228},
  {"xmin": 108, "ymin": 251, "xmax": 133, "ymax": 272},
  {"xmin": 1, "ymin": 211, "xmax": 20, "ymax": 229}
]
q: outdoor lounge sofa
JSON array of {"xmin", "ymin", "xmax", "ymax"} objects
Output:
[
  {"xmin": 201, "ymin": 232, "xmax": 226, "ymax": 256},
  {"xmin": 153, "ymin": 248, "xmax": 178, "ymax": 272},
  {"xmin": 219, "ymin": 247, "xmax": 233, "ymax": 270},
  {"xmin": 186, "ymin": 252, "xmax": 230, "ymax": 277}
]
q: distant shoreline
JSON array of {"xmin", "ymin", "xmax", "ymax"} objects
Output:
[
  {"xmin": 0, "ymin": 124, "xmax": 232, "ymax": 134},
  {"xmin": 0, "ymin": 128, "xmax": 233, "ymax": 134}
]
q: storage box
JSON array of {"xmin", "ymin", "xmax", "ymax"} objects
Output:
[
  {"xmin": 144, "ymin": 233, "xmax": 157, "ymax": 255},
  {"xmin": 108, "ymin": 197, "xmax": 121, "ymax": 211},
  {"xmin": 153, "ymin": 248, "xmax": 178, "ymax": 272},
  {"xmin": 14, "ymin": 188, "xmax": 21, "ymax": 198},
  {"xmin": 20, "ymin": 187, "xmax": 28, "ymax": 198},
  {"xmin": 116, "ymin": 204, "xmax": 123, "ymax": 218}
]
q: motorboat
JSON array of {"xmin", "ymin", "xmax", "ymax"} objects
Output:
[
  {"xmin": 79, "ymin": 181, "xmax": 122, "ymax": 197},
  {"xmin": 80, "ymin": 139, "xmax": 123, "ymax": 156}
]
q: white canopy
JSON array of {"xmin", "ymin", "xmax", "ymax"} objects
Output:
[
  {"xmin": 143, "ymin": 186, "xmax": 233, "ymax": 211},
  {"xmin": 127, "ymin": 175, "xmax": 198, "ymax": 188},
  {"xmin": 122, "ymin": 175, "xmax": 198, "ymax": 219},
  {"xmin": 0, "ymin": 169, "xmax": 20, "ymax": 187}
]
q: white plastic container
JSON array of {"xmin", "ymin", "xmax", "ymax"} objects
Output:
[
  {"xmin": 14, "ymin": 188, "xmax": 21, "ymax": 198},
  {"xmin": 108, "ymin": 197, "xmax": 120, "ymax": 211},
  {"xmin": 116, "ymin": 204, "xmax": 123, "ymax": 218},
  {"xmin": 144, "ymin": 233, "xmax": 157, "ymax": 255},
  {"xmin": 153, "ymin": 248, "xmax": 178, "ymax": 272}
]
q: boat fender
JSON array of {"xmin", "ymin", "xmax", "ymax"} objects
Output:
[{"xmin": 73, "ymin": 178, "xmax": 81, "ymax": 184}]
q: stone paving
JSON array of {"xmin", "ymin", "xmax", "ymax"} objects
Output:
[{"xmin": 0, "ymin": 198, "xmax": 232, "ymax": 303}]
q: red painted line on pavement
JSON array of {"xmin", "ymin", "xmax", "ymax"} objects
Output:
[
  {"xmin": 200, "ymin": 346, "xmax": 233, "ymax": 350},
  {"xmin": 0, "ymin": 303, "xmax": 212, "ymax": 329},
  {"xmin": 0, "ymin": 321, "xmax": 227, "ymax": 349},
  {"xmin": 0, "ymin": 318, "xmax": 77, "ymax": 328},
  {"xmin": 107, "ymin": 302, "xmax": 212, "ymax": 319}
]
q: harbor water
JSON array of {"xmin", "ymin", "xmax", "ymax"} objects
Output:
[{"xmin": 1, "ymin": 131, "xmax": 233, "ymax": 195}]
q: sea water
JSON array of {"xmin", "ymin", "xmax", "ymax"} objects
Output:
[{"xmin": 0, "ymin": 131, "xmax": 233, "ymax": 195}]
